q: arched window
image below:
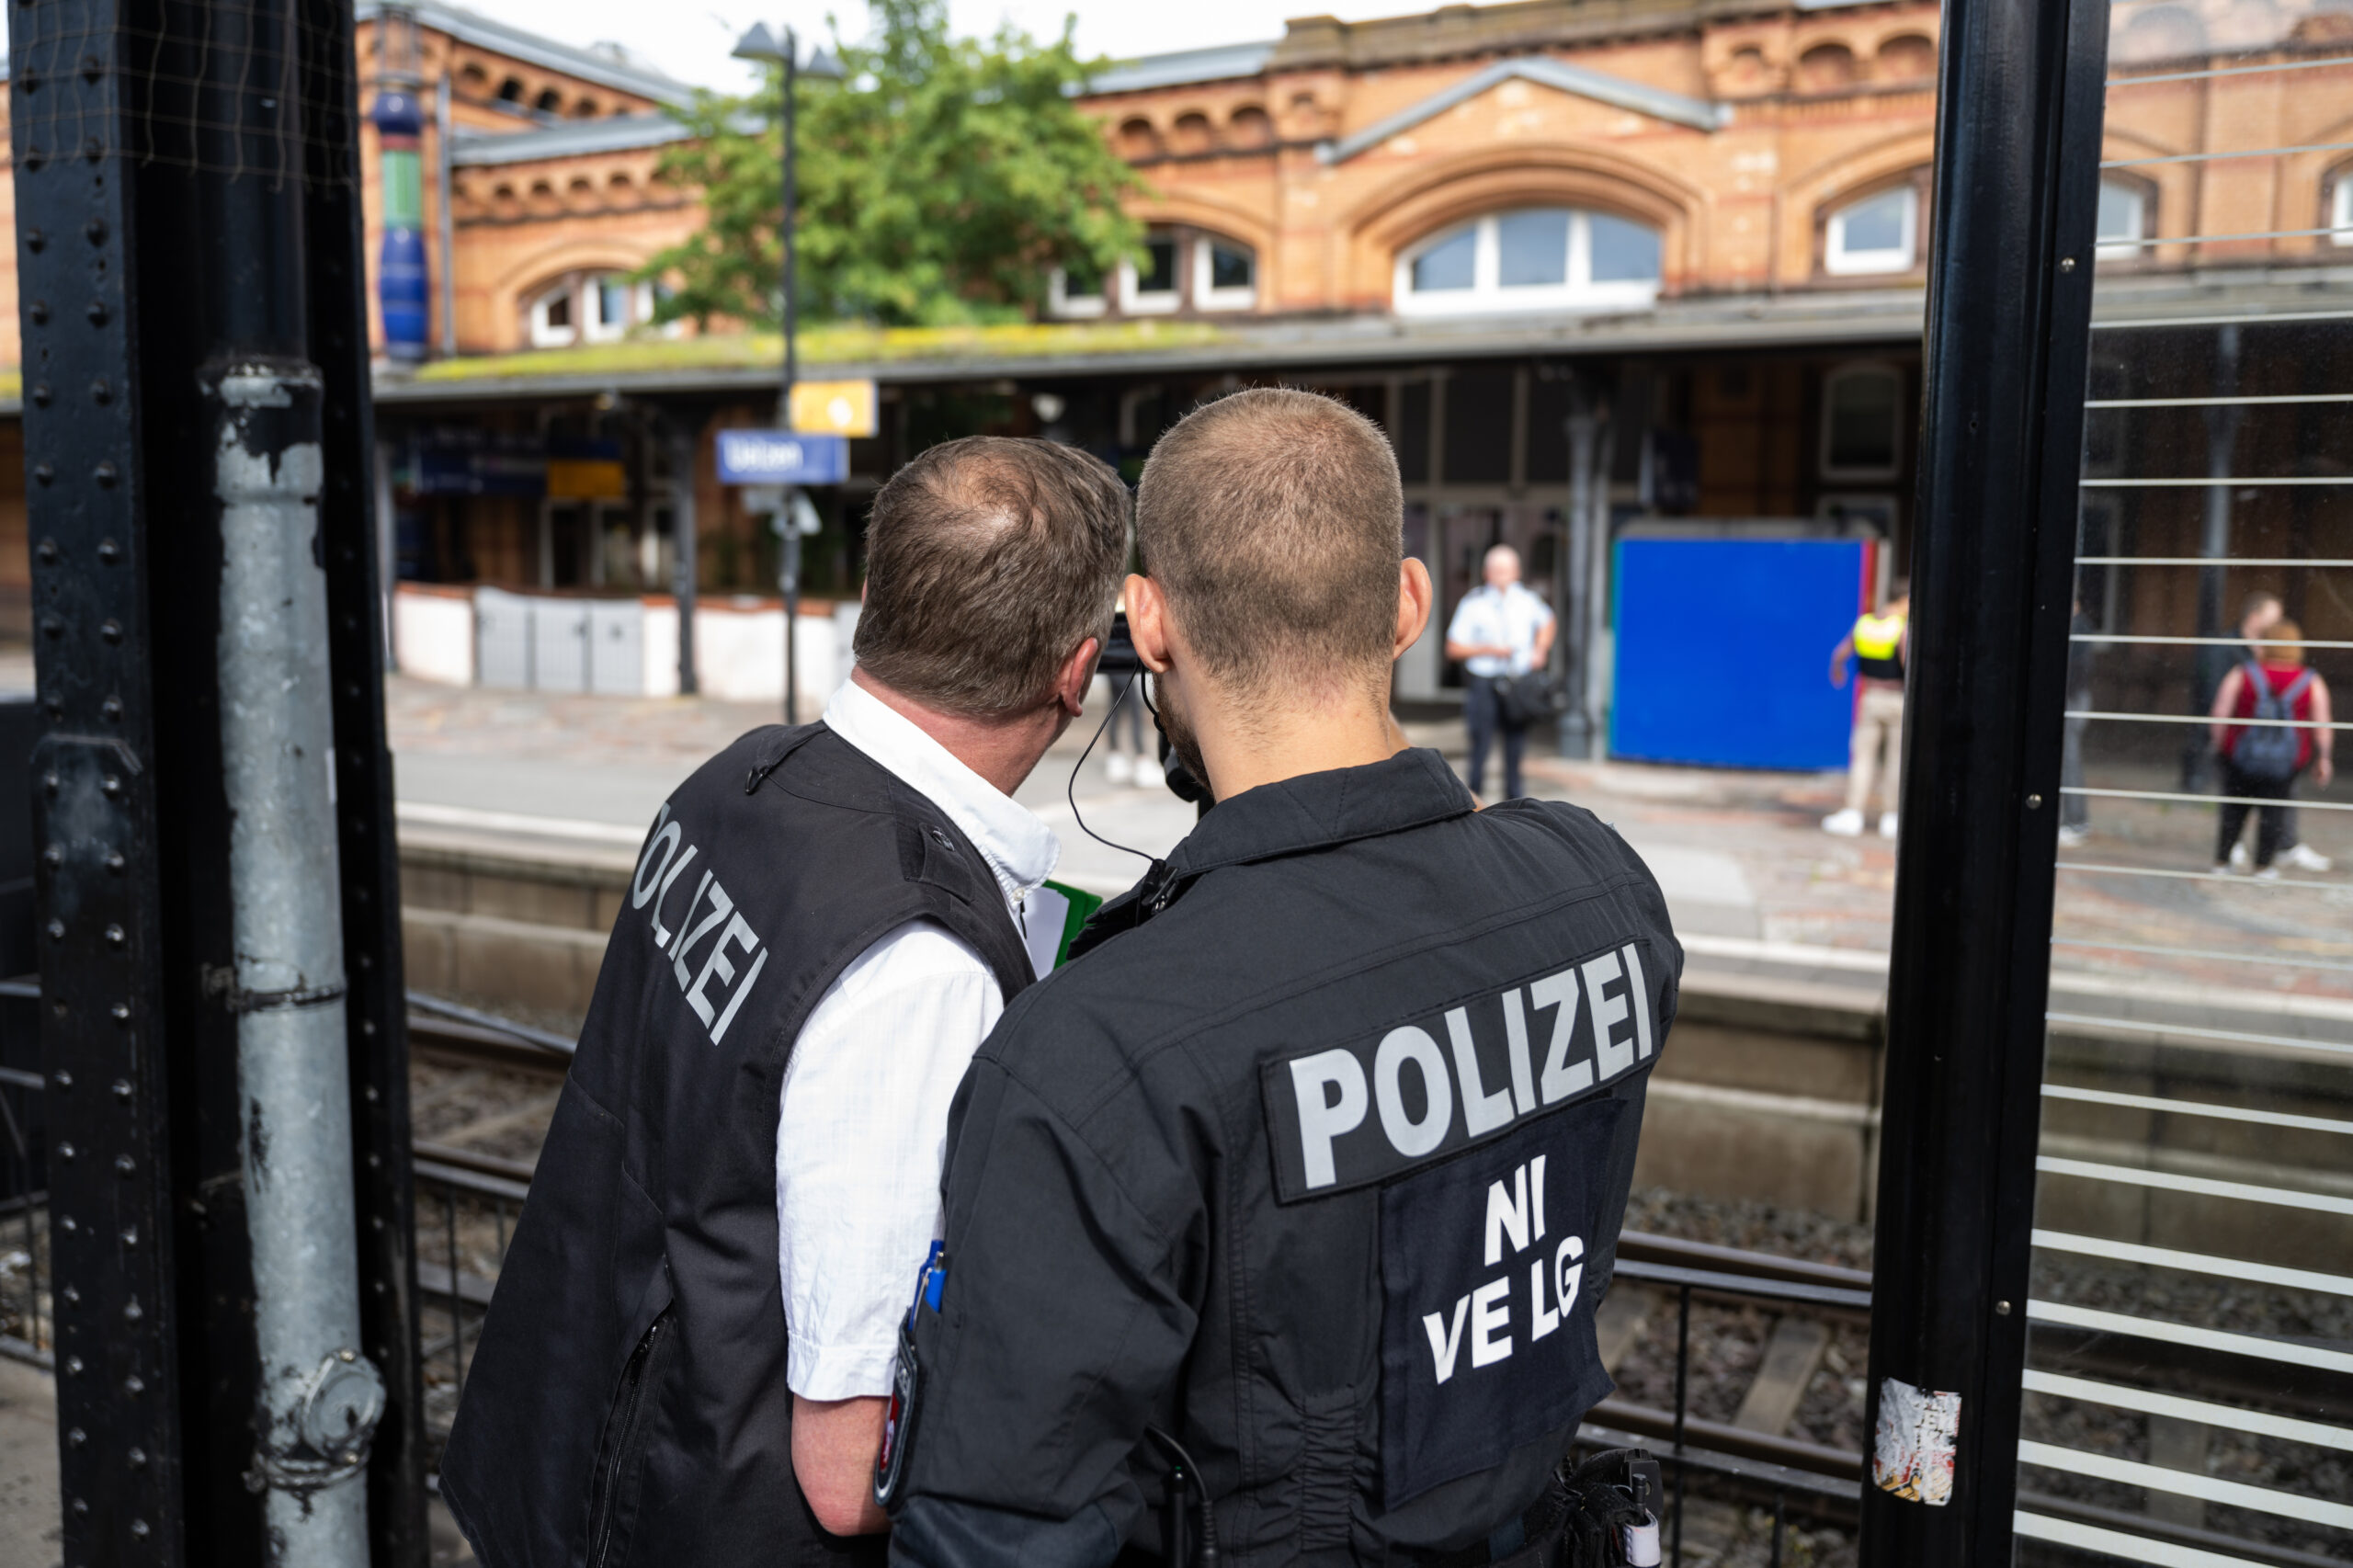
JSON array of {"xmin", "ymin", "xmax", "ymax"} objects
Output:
[
  {"xmin": 535, "ymin": 88, "xmax": 564, "ymax": 115},
  {"xmin": 1122, "ymin": 231, "xmax": 1180, "ymax": 313},
  {"xmin": 1193, "ymin": 234, "xmax": 1256, "ymax": 310},
  {"xmin": 2095, "ymin": 176, "xmax": 2150, "ymax": 260},
  {"xmin": 1049, "ymin": 258, "xmax": 1107, "ymax": 318},
  {"xmin": 1394, "ymin": 208, "xmax": 1661, "ymax": 315},
  {"xmin": 1877, "ymin": 35, "xmax": 1936, "ymax": 80},
  {"xmin": 1118, "ymin": 118, "xmax": 1160, "ymax": 159},
  {"xmin": 529, "ymin": 280, "xmax": 576, "ymax": 347},
  {"xmin": 1824, "ymin": 185, "xmax": 1918, "ymax": 274},
  {"xmin": 496, "ymin": 76, "xmax": 524, "ymax": 103},
  {"xmin": 1796, "ymin": 42, "xmax": 1856, "ymax": 92},
  {"xmin": 529, "ymin": 272, "xmax": 642, "ymax": 347}
]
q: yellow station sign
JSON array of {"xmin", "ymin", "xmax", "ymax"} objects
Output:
[{"xmin": 790, "ymin": 379, "xmax": 880, "ymax": 438}]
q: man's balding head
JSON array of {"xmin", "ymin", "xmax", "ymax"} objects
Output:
[
  {"xmin": 855, "ymin": 436, "xmax": 1130, "ymax": 718},
  {"xmin": 1135, "ymin": 388, "xmax": 1404, "ymax": 698}
]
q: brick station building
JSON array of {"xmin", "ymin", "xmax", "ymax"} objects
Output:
[{"xmin": 0, "ymin": 0, "xmax": 2346, "ymax": 713}]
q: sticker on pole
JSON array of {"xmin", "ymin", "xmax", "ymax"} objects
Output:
[
  {"xmin": 1872, "ymin": 1377, "xmax": 1959, "ymax": 1506},
  {"xmin": 716, "ymin": 429, "xmax": 847, "ymax": 485}
]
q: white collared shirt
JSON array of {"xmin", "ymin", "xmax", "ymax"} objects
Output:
[
  {"xmin": 774, "ymin": 677, "xmax": 1061, "ymax": 1401},
  {"xmin": 1446, "ymin": 582, "xmax": 1556, "ymax": 678}
]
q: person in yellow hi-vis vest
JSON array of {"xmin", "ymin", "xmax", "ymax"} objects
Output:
[{"xmin": 1824, "ymin": 580, "xmax": 1911, "ymax": 838}]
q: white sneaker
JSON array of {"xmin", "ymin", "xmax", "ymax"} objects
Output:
[
  {"xmin": 1132, "ymin": 757, "xmax": 1165, "ymax": 789},
  {"xmin": 2228, "ymin": 842, "xmax": 2251, "ymax": 872},
  {"xmin": 2254, "ymin": 865, "xmax": 2281, "ymax": 881},
  {"xmin": 2211, "ymin": 863, "xmax": 2235, "ymax": 877},
  {"xmin": 2280, "ymin": 844, "xmax": 2333, "ymax": 873},
  {"xmin": 1105, "ymin": 753, "xmax": 1133, "ymax": 785},
  {"xmin": 2056, "ymin": 824, "xmax": 2088, "ymax": 848},
  {"xmin": 1879, "ymin": 812, "xmax": 1899, "ymax": 840},
  {"xmin": 1822, "ymin": 809, "xmax": 1865, "ymax": 836}
]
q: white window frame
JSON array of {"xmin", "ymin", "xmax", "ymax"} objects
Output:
[
  {"xmin": 2333, "ymin": 172, "xmax": 2353, "ymax": 247},
  {"xmin": 2095, "ymin": 177, "xmax": 2148, "ymax": 261},
  {"xmin": 1047, "ymin": 265, "xmax": 1108, "ymax": 319},
  {"xmin": 1819, "ymin": 362, "xmax": 1905, "ymax": 481},
  {"xmin": 1120, "ymin": 235, "xmax": 1181, "ymax": 315},
  {"xmin": 529, "ymin": 281, "xmax": 578, "ymax": 347},
  {"xmin": 1392, "ymin": 209, "xmax": 1662, "ymax": 317},
  {"xmin": 634, "ymin": 279, "xmax": 687, "ymax": 339},
  {"xmin": 583, "ymin": 273, "xmax": 633, "ymax": 343},
  {"xmin": 1193, "ymin": 236, "xmax": 1257, "ymax": 312},
  {"xmin": 1824, "ymin": 185, "xmax": 1919, "ymax": 276}
]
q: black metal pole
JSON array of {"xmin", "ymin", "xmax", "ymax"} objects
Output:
[
  {"xmin": 1562, "ymin": 396, "xmax": 1596, "ymax": 759},
  {"xmin": 671, "ymin": 414, "xmax": 700, "ymax": 697},
  {"xmin": 15, "ymin": 0, "xmax": 421, "ymax": 1559},
  {"xmin": 1858, "ymin": 0, "xmax": 2109, "ymax": 1562},
  {"xmin": 781, "ymin": 33, "xmax": 801, "ymax": 725}
]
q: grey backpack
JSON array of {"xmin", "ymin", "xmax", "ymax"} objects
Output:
[{"xmin": 2233, "ymin": 661, "xmax": 2314, "ymax": 783}]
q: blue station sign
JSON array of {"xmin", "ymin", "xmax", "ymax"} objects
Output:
[{"xmin": 716, "ymin": 429, "xmax": 849, "ymax": 485}]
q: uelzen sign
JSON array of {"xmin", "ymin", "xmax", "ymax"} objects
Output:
[{"xmin": 716, "ymin": 429, "xmax": 849, "ymax": 485}]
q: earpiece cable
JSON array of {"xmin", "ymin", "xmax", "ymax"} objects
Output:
[{"xmin": 1066, "ymin": 672, "xmax": 1157, "ymax": 865}]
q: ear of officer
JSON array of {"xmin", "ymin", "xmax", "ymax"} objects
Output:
[{"xmin": 1124, "ymin": 556, "xmax": 1433, "ymax": 801}]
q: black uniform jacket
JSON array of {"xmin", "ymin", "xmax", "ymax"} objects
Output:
[
  {"xmin": 887, "ymin": 748, "xmax": 1680, "ymax": 1567},
  {"xmin": 441, "ymin": 723, "xmax": 1033, "ymax": 1568}
]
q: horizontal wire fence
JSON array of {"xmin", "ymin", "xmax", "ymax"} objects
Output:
[
  {"xmin": 10, "ymin": 1, "xmax": 357, "ymax": 186},
  {"xmin": 2018, "ymin": 17, "xmax": 2353, "ymax": 1563}
]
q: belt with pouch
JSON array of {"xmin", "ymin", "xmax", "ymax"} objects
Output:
[{"xmin": 1427, "ymin": 1449, "xmax": 1665, "ymax": 1568}]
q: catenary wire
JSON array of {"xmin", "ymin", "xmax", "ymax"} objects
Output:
[
  {"xmin": 2032, "ymin": 1227, "xmax": 2353, "ymax": 1301},
  {"xmin": 2107, "ymin": 53, "xmax": 2353, "ymax": 87},
  {"xmin": 2043, "ymin": 1009, "xmax": 2353, "ymax": 1061},
  {"xmin": 2040, "ymin": 1083, "xmax": 2353, "ymax": 1140},
  {"xmin": 2103, "ymin": 140, "xmax": 2353, "ymax": 168},
  {"xmin": 2059, "ymin": 786, "xmax": 2353, "ymax": 812},
  {"xmin": 2051, "ymin": 937, "xmax": 2353, "ymax": 974}
]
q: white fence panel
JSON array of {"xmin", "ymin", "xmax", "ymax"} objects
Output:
[
  {"xmin": 587, "ymin": 600, "xmax": 645, "ymax": 697},
  {"xmin": 531, "ymin": 599, "xmax": 591, "ymax": 693},
  {"xmin": 475, "ymin": 587, "xmax": 533, "ymax": 690}
]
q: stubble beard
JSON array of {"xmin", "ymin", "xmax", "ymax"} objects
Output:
[{"xmin": 1157, "ymin": 684, "xmax": 1211, "ymax": 798}]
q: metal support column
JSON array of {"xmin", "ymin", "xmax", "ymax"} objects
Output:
[
  {"xmin": 11, "ymin": 0, "xmax": 424, "ymax": 1560},
  {"xmin": 1562, "ymin": 402, "xmax": 1597, "ymax": 759},
  {"xmin": 670, "ymin": 415, "xmax": 701, "ymax": 697},
  {"xmin": 1858, "ymin": 0, "xmax": 2109, "ymax": 1562}
]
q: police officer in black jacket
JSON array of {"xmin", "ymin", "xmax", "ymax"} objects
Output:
[{"xmin": 880, "ymin": 390, "xmax": 1680, "ymax": 1566}]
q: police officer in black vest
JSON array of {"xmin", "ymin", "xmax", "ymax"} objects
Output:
[
  {"xmin": 441, "ymin": 437, "xmax": 1131, "ymax": 1566},
  {"xmin": 879, "ymin": 390, "xmax": 1681, "ymax": 1566}
]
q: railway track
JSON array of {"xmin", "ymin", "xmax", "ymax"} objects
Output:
[{"xmin": 364, "ymin": 1001, "xmax": 2353, "ymax": 1567}]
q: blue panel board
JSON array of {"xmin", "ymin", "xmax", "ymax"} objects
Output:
[
  {"xmin": 717, "ymin": 429, "xmax": 848, "ymax": 484},
  {"xmin": 1610, "ymin": 537, "xmax": 1865, "ymax": 770}
]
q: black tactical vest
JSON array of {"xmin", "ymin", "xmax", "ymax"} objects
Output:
[{"xmin": 442, "ymin": 723, "xmax": 1035, "ymax": 1568}]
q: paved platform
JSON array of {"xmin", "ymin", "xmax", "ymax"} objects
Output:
[
  {"xmin": 0, "ymin": 1359, "xmax": 57, "ymax": 1568},
  {"xmin": 386, "ymin": 676, "xmax": 2353, "ymax": 1001}
]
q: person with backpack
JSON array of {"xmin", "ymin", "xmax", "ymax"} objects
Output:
[{"xmin": 2210, "ymin": 621, "xmax": 2334, "ymax": 879}]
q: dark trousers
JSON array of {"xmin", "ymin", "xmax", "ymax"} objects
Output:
[
  {"xmin": 1465, "ymin": 675, "xmax": 1529, "ymax": 800},
  {"xmin": 2217, "ymin": 759, "xmax": 2295, "ymax": 869}
]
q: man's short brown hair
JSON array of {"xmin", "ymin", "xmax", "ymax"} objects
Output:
[
  {"xmin": 854, "ymin": 437, "xmax": 1130, "ymax": 718},
  {"xmin": 1135, "ymin": 388, "xmax": 1403, "ymax": 695}
]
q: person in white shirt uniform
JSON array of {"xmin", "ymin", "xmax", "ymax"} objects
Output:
[
  {"xmin": 440, "ymin": 435, "xmax": 1131, "ymax": 1567},
  {"xmin": 776, "ymin": 446, "xmax": 1130, "ymax": 1539},
  {"xmin": 1444, "ymin": 544, "xmax": 1557, "ymax": 800}
]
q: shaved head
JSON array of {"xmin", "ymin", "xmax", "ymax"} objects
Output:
[{"xmin": 1135, "ymin": 388, "xmax": 1404, "ymax": 699}]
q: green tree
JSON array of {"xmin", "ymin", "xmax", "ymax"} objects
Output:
[{"xmin": 640, "ymin": 0, "xmax": 1145, "ymax": 329}]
